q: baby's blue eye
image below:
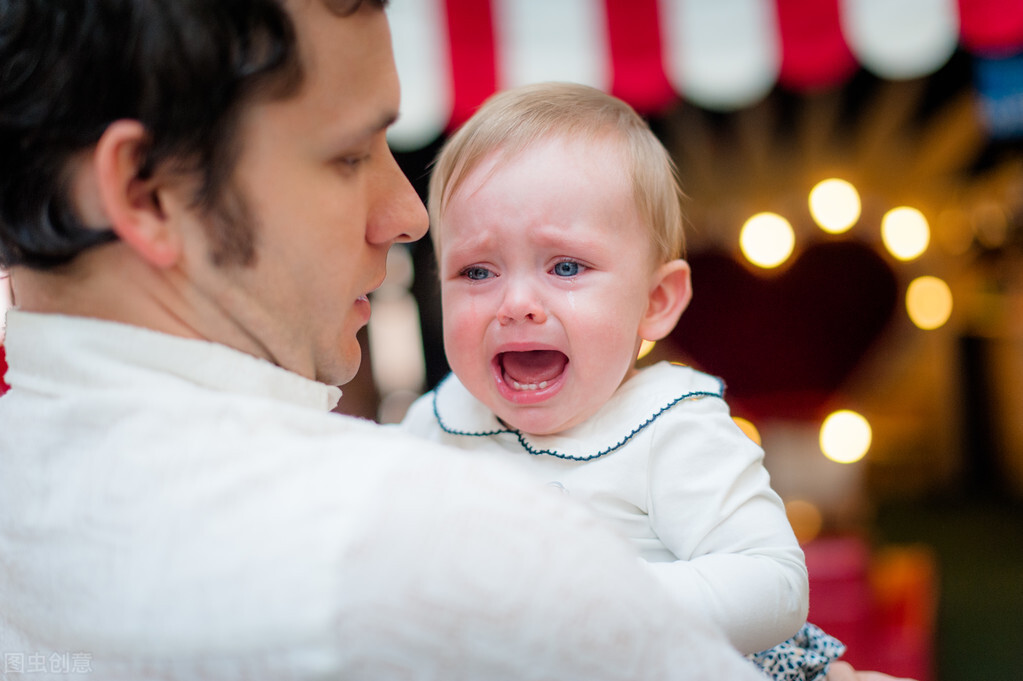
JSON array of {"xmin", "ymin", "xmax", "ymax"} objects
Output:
[
  {"xmin": 463, "ymin": 266, "xmax": 492, "ymax": 281},
  {"xmin": 552, "ymin": 261, "xmax": 580, "ymax": 277}
]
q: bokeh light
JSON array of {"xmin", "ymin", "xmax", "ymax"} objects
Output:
[
  {"xmin": 732, "ymin": 416, "xmax": 762, "ymax": 446},
  {"xmin": 785, "ymin": 499, "xmax": 824, "ymax": 544},
  {"xmin": 973, "ymin": 201, "xmax": 1008, "ymax": 250},
  {"xmin": 881, "ymin": 206, "xmax": 930, "ymax": 261},
  {"xmin": 934, "ymin": 208, "xmax": 973, "ymax": 256},
  {"xmin": 906, "ymin": 276, "xmax": 953, "ymax": 330},
  {"xmin": 809, "ymin": 178, "xmax": 861, "ymax": 234},
  {"xmin": 740, "ymin": 212, "xmax": 795, "ymax": 269},
  {"xmin": 820, "ymin": 410, "xmax": 872, "ymax": 464}
]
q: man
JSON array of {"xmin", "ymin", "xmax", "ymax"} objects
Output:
[{"xmin": 0, "ymin": 1, "xmax": 764, "ymax": 678}]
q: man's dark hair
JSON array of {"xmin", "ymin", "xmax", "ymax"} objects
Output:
[{"xmin": 0, "ymin": 0, "xmax": 384, "ymax": 270}]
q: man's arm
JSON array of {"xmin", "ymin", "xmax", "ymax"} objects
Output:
[{"xmin": 336, "ymin": 425, "xmax": 766, "ymax": 679}]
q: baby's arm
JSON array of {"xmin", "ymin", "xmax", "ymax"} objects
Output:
[{"xmin": 644, "ymin": 394, "xmax": 809, "ymax": 654}]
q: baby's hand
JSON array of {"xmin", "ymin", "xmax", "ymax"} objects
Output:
[{"xmin": 826, "ymin": 661, "xmax": 918, "ymax": 681}]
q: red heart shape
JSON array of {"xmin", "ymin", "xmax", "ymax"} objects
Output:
[{"xmin": 666, "ymin": 241, "xmax": 898, "ymax": 420}]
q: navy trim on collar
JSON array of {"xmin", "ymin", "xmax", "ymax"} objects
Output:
[{"xmin": 431, "ymin": 365, "xmax": 725, "ymax": 462}]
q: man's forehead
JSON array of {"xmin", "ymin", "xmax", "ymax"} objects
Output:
[{"xmin": 276, "ymin": 0, "xmax": 398, "ymax": 126}]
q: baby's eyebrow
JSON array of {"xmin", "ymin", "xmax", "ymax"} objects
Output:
[{"xmin": 442, "ymin": 232, "xmax": 499, "ymax": 257}]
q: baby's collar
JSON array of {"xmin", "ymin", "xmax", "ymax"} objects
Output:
[{"xmin": 431, "ymin": 362, "xmax": 725, "ymax": 461}]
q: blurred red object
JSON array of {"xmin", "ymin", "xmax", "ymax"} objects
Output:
[
  {"xmin": 805, "ymin": 535, "xmax": 938, "ymax": 681},
  {"xmin": 0, "ymin": 344, "xmax": 9, "ymax": 396}
]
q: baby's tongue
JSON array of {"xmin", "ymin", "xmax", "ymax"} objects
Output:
[{"xmin": 501, "ymin": 350, "xmax": 567, "ymax": 386}]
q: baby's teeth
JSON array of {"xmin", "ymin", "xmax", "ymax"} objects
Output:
[{"xmin": 511, "ymin": 380, "xmax": 549, "ymax": 391}]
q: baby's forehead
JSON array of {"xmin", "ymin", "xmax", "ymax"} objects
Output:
[
  {"xmin": 436, "ymin": 162, "xmax": 655, "ymax": 255},
  {"xmin": 500, "ymin": 127, "xmax": 628, "ymax": 163},
  {"xmin": 459, "ymin": 131, "xmax": 630, "ymax": 193},
  {"xmin": 431, "ymin": 129, "xmax": 650, "ymax": 252}
]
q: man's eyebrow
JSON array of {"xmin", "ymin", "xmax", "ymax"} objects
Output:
[
  {"xmin": 359, "ymin": 110, "xmax": 400, "ymax": 140},
  {"xmin": 371, "ymin": 110, "xmax": 400, "ymax": 134},
  {"xmin": 329, "ymin": 110, "xmax": 399, "ymax": 149}
]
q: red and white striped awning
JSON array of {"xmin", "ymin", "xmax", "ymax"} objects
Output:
[{"xmin": 386, "ymin": 0, "xmax": 1023, "ymax": 150}]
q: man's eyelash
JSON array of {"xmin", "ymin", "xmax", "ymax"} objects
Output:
[{"xmin": 337, "ymin": 154, "xmax": 370, "ymax": 169}]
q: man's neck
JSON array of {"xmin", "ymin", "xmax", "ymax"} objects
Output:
[{"xmin": 12, "ymin": 243, "xmax": 207, "ymax": 343}]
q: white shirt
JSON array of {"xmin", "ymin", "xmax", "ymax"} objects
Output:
[
  {"xmin": 0, "ymin": 311, "xmax": 764, "ymax": 680},
  {"xmin": 402, "ymin": 363, "xmax": 809, "ymax": 654}
]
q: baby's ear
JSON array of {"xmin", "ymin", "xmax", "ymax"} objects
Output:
[
  {"xmin": 93, "ymin": 120, "xmax": 182, "ymax": 268},
  {"xmin": 639, "ymin": 259, "xmax": 692, "ymax": 342}
]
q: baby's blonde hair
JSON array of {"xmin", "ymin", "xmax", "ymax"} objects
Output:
[{"xmin": 428, "ymin": 82, "xmax": 685, "ymax": 262}]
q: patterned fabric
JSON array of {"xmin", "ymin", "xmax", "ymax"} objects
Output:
[{"xmin": 748, "ymin": 622, "xmax": 847, "ymax": 681}]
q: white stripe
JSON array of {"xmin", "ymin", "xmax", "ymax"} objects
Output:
[
  {"xmin": 660, "ymin": 0, "xmax": 781, "ymax": 111},
  {"xmin": 493, "ymin": 0, "xmax": 610, "ymax": 91},
  {"xmin": 842, "ymin": 0, "xmax": 959, "ymax": 80},
  {"xmin": 387, "ymin": 0, "xmax": 452, "ymax": 151}
]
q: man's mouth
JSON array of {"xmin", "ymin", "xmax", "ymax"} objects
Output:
[{"xmin": 498, "ymin": 350, "xmax": 568, "ymax": 392}]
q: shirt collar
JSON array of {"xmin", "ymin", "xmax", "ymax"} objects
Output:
[
  {"xmin": 3, "ymin": 310, "xmax": 342, "ymax": 412},
  {"xmin": 432, "ymin": 361, "xmax": 725, "ymax": 461}
]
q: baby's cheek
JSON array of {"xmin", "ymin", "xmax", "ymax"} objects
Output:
[
  {"xmin": 443, "ymin": 314, "xmax": 485, "ymax": 372},
  {"xmin": 444, "ymin": 308, "xmax": 478, "ymax": 345}
]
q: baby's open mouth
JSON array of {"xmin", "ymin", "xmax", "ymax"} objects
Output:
[{"xmin": 498, "ymin": 350, "xmax": 568, "ymax": 391}]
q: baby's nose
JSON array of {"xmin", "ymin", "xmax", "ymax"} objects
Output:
[{"xmin": 497, "ymin": 280, "xmax": 547, "ymax": 325}]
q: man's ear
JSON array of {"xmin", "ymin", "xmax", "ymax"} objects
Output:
[
  {"xmin": 638, "ymin": 259, "xmax": 692, "ymax": 342},
  {"xmin": 93, "ymin": 120, "xmax": 182, "ymax": 268}
]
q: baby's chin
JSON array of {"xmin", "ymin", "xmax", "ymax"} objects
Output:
[{"xmin": 491, "ymin": 402, "xmax": 597, "ymax": 437}]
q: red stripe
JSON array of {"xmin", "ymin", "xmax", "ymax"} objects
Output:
[
  {"xmin": 957, "ymin": 0, "xmax": 1023, "ymax": 56},
  {"xmin": 774, "ymin": 0, "xmax": 858, "ymax": 91},
  {"xmin": 0, "ymin": 344, "xmax": 8, "ymax": 396},
  {"xmin": 444, "ymin": 0, "xmax": 499, "ymax": 131},
  {"xmin": 604, "ymin": 0, "xmax": 675, "ymax": 114}
]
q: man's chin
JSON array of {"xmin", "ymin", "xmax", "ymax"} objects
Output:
[{"xmin": 318, "ymin": 349, "xmax": 362, "ymax": 388}]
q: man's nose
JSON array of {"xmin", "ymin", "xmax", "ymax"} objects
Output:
[{"xmin": 367, "ymin": 151, "xmax": 429, "ymax": 246}]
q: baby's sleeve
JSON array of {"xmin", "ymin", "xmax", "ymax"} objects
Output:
[{"xmin": 643, "ymin": 394, "xmax": 809, "ymax": 654}]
